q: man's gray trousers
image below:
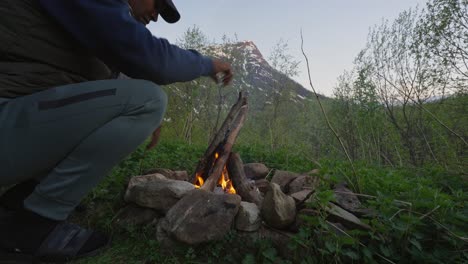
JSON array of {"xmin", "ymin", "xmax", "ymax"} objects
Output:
[{"xmin": 0, "ymin": 79, "xmax": 167, "ymax": 220}]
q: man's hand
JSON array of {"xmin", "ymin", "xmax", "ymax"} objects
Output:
[
  {"xmin": 211, "ymin": 59, "xmax": 233, "ymax": 86},
  {"xmin": 146, "ymin": 126, "xmax": 162, "ymax": 150}
]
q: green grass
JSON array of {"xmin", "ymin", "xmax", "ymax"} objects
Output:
[{"xmin": 71, "ymin": 140, "xmax": 467, "ymax": 264}]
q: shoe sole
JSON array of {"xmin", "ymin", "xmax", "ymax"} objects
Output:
[{"xmin": 0, "ymin": 237, "xmax": 111, "ymax": 264}]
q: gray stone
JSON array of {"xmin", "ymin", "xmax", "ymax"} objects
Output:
[
  {"xmin": 159, "ymin": 189, "xmax": 241, "ymax": 245},
  {"xmin": 113, "ymin": 204, "xmax": 159, "ymax": 228},
  {"xmin": 244, "ymin": 163, "xmax": 270, "ymax": 180},
  {"xmin": 308, "ymin": 169, "xmax": 320, "ymax": 175},
  {"xmin": 124, "ymin": 176, "xmax": 195, "ymax": 212},
  {"xmin": 271, "ymin": 170, "xmax": 300, "ymax": 192},
  {"xmin": 144, "ymin": 168, "xmax": 189, "ymax": 181},
  {"xmin": 255, "ymin": 179, "xmax": 270, "ymax": 194},
  {"xmin": 332, "ymin": 183, "xmax": 375, "ymax": 218},
  {"xmin": 288, "ymin": 175, "xmax": 321, "ymax": 194},
  {"xmin": 290, "ymin": 189, "xmax": 313, "ymax": 205},
  {"xmin": 156, "ymin": 220, "xmax": 180, "ymax": 249},
  {"xmin": 326, "ymin": 203, "xmax": 371, "ymax": 230},
  {"xmin": 299, "ymin": 208, "xmax": 320, "ymax": 217},
  {"xmin": 235, "ymin": 202, "xmax": 261, "ymax": 232},
  {"xmin": 261, "ymin": 183, "xmax": 296, "ymax": 229},
  {"xmin": 352, "ymin": 208, "xmax": 376, "ymax": 218},
  {"xmin": 128, "ymin": 173, "xmax": 167, "ymax": 185},
  {"xmin": 333, "ymin": 183, "xmax": 362, "ymax": 213},
  {"xmin": 172, "ymin": 171, "xmax": 189, "ymax": 181},
  {"xmin": 288, "ymin": 176, "xmax": 306, "ymax": 194},
  {"xmin": 144, "ymin": 168, "xmax": 173, "ymax": 178}
]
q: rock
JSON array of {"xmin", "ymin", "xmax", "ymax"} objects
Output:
[
  {"xmin": 113, "ymin": 204, "xmax": 159, "ymax": 228},
  {"xmin": 144, "ymin": 168, "xmax": 173, "ymax": 178},
  {"xmin": 235, "ymin": 202, "xmax": 261, "ymax": 232},
  {"xmin": 288, "ymin": 176, "xmax": 306, "ymax": 194},
  {"xmin": 333, "ymin": 183, "xmax": 362, "ymax": 213},
  {"xmin": 172, "ymin": 171, "xmax": 189, "ymax": 181},
  {"xmin": 159, "ymin": 189, "xmax": 241, "ymax": 245},
  {"xmin": 288, "ymin": 175, "xmax": 321, "ymax": 194},
  {"xmin": 271, "ymin": 170, "xmax": 300, "ymax": 192},
  {"xmin": 352, "ymin": 208, "xmax": 376, "ymax": 218},
  {"xmin": 290, "ymin": 189, "xmax": 313, "ymax": 205},
  {"xmin": 244, "ymin": 163, "xmax": 270, "ymax": 180},
  {"xmin": 124, "ymin": 176, "xmax": 195, "ymax": 212},
  {"xmin": 326, "ymin": 203, "xmax": 371, "ymax": 231},
  {"xmin": 156, "ymin": 221, "xmax": 180, "ymax": 249},
  {"xmin": 128, "ymin": 173, "xmax": 167, "ymax": 185},
  {"xmin": 255, "ymin": 179, "xmax": 270, "ymax": 194},
  {"xmin": 308, "ymin": 169, "xmax": 320, "ymax": 175},
  {"xmin": 332, "ymin": 183, "xmax": 375, "ymax": 218},
  {"xmin": 261, "ymin": 183, "xmax": 296, "ymax": 229},
  {"xmin": 299, "ymin": 208, "xmax": 320, "ymax": 217},
  {"xmin": 144, "ymin": 168, "xmax": 189, "ymax": 181}
]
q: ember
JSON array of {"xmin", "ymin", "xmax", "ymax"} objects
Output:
[
  {"xmin": 194, "ymin": 174, "xmax": 204, "ymax": 189},
  {"xmin": 191, "ymin": 92, "xmax": 248, "ymax": 194},
  {"xmin": 194, "ymin": 152, "xmax": 236, "ymax": 194},
  {"xmin": 218, "ymin": 165, "xmax": 236, "ymax": 194}
]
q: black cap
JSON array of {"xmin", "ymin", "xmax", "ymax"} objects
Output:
[{"xmin": 160, "ymin": 0, "xmax": 180, "ymax": 23}]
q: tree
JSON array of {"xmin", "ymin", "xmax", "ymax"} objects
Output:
[
  {"xmin": 358, "ymin": 8, "xmax": 449, "ymax": 165},
  {"xmin": 264, "ymin": 39, "xmax": 300, "ymax": 150},
  {"xmin": 165, "ymin": 25, "xmax": 212, "ymax": 144},
  {"xmin": 416, "ymin": 0, "xmax": 468, "ymax": 94}
]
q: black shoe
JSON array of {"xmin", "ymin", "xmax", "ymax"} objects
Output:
[
  {"xmin": 0, "ymin": 209, "xmax": 110, "ymax": 263},
  {"xmin": 0, "ymin": 179, "xmax": 39, "ymax": 211}
]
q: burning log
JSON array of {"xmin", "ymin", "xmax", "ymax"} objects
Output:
[
  {"xmin": 192, "ymin": 92, "xmax": 247, "ymax": 182},
  {"xmin": 193, "ymin": 92, "xmax": 248, "ymax": 193},
  {"xmin": 227, "ymin": 153, "xmax": 263, "ymax": 207}
]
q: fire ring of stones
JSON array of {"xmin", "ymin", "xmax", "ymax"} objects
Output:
[{"xmin": 116, "ymin": 93, "xmax": 373, "ymax": 251}]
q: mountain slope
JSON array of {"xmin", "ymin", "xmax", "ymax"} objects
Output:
[{"xmin": 206, "ymin": 41, "xmax": 321, "ymax": 108}]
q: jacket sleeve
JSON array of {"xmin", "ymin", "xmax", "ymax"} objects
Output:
[{"xmin": 37, "ymin": 0, "xmax": 214, "ymax": 85}]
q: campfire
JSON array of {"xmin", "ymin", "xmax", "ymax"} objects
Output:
[
  {"xmin": 194, "ymin": 152, "xmax": 236, "ymax": 194},
  {"xmin": 120, "ymin": 90, "xmax": 371, "ymax": 256},
  {"xmin": 190, "ymin": 92, "xmax": 261, "ymax": 203}
]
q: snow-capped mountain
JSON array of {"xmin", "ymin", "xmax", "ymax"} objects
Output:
[
  {"xmin": 205, "ymin": 41, "xmax": 319, "ymax": 108},
  {"xmin": 165, "ymin": 40, "xmax": 325, "ymax": 124}
]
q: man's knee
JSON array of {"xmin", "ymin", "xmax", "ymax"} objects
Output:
[
  {"xmin": 147, "ymin": 82, "xmax": 168, "ymax": 115},
  {"xmin": 125, "ymin": 80, "xmax": 168, "ymax": 125}
]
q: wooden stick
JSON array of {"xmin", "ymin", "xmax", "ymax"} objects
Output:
[
  {"xmin": 191, "ymin": 92, "xmax": 247, "ymax": 182},
  {"xmin": 227, "ymin": 152, "xmax": 263, "ymax": 206},
  {"xmin": 207, "ymin": 92, "xmax": 247, "ymax": 154},
  {"xmin": 300, "ymin": 30, "xmax": 360, "ymax": 192},
  {"xmin": 201, "ymin": 105, "xmax": 248, "ymax": 191}
]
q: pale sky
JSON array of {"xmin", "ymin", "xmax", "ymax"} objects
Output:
[{"xmin": 149, "ymin": 0, "xmax": 428, "ymax": 96}]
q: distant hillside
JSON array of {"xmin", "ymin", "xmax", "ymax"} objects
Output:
[
  {"xmin": 163, "ymin": 40, "xmax": 328, "ymax": 138},
  {"xmin": 203, "ymin": 41, "xmax": 324, "ymax": 110}
]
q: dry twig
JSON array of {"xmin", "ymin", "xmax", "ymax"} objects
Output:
[{"xmin": 300, "ymin": 30, "xmax": 360, "ymax": 192}]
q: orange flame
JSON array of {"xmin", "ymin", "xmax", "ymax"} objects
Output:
[
  {"xmin": 218, "ymin": 166, "xmax": 236, "ymax": 194},
  {"xmin": 194, "ymin": 174, "xmax": 204, "ymax": 189},
  {"xmin": 193, "ymin": 152, "xmax": 236, "ymax": 194}
]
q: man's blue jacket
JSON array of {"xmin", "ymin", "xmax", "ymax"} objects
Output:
[{"xmin": 38, "ymin": 0, "xmax": 214, "ymax": 85}]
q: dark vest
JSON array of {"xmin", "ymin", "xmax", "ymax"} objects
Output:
[{"xmin": 0, "ymin": 0, "xmax": 112, "ymax": 98}]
